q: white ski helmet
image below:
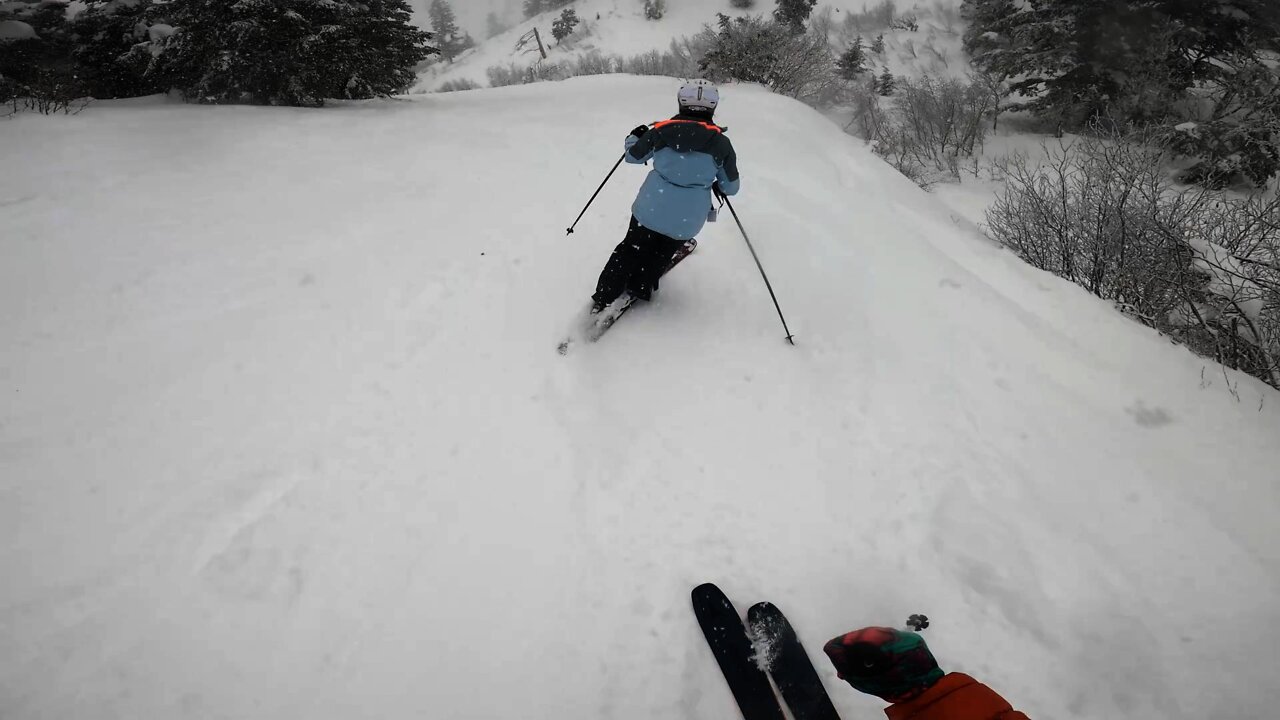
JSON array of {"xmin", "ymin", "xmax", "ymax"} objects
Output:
[{"xmin": 677, "ymin": 79, "xmax": 720, "ymax": 113}]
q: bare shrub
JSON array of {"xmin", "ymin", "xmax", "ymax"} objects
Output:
[
  {"xmin": 698, "ymin": 14, "xmax": 842, "ymax": 106},
  {"xmin": 668, "ymin": 33, "xmax": 715, "ymax": 73},
  {"xmin": 809, "ymin": 6, "xmax": 837, "ymax": 45},
  {"xmin": 972, "ymin": 71, "xmax": 1009, "ymax": 130},
  {"xmin": 849, "ymin": 74, "xmax": 995, "ymax": 184},
  {"xmin": 847, "ymin": 77, "xmax": 888, "ymax": 139},
  {"xmin": 437, "ymin": 78, "xmax": 482, "ymax": 92},
  {"xmin": 920, "ymin": 41, "xmax": 948, "ymax": 69},
  {"xmin": 480, "ymin": 16, "xmax": 842, "ymax": 108},
  {"xmin": 619, "ymin": 47, "xmax": 698, "ymax": 77},
  {"xmin": 890, "ymin": 14, "xmax": 919, "ymax": 32},
  {"xmin": 3, "ymin": 70, "xmax": 88, "ymax": 115},
  {"xmin": 986, "ymin": 130, "xmax": 1280, "ymax": 388},
  {"xmin": 895, "ymin": 75, "xmax": 994, "ymax": 160},
  {"xmin": 617, "ymin": 49, "xmax": 662, "ymax": 75},
  {"xmin": 930, "ymin": 1, "xmax": 961, "ymax": 34},
  {"xmin": 1187, "ymin": 196, "xmax": 1280, "ymax": 386},
  {"xmin": 483, "ymin": 45, "xmax": 696, "ymax": 90},
  {"xmin": 572, "ymin": 50, "xmax": 617, "ymax": 76},
  {"xmin": 844, "ymin": 0, "xmax": 895, "ymax": 33},
  {"xmin": 485, "ymin": 60, "xmax": 570, "ymax": 87}
]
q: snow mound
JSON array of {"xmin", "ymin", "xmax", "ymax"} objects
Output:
[
  {"xmin": 1, "ymin": 76, "xmax": 1278, "ymax": 720},
  {"xmin": 0, "ymin": 19, "xmax": 37, "ymax": 41}
]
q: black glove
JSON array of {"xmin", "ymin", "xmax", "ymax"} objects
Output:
[
  {"xmin": 712, "ymin": 181, "xmax": 726, "ymax": 201},
  {"xmin": 631, "ymin": 125, "xmax": 650, "ymax": 138}
]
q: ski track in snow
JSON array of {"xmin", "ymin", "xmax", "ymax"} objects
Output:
[{"xmin": 1, "ymin": 78, "xmax": 1279, "ymax": 720}]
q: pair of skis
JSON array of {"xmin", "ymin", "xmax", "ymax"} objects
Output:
[
  {"xmin": 557, "ymin": 238, "xmax": 697, "ymax": 355},
  {"xmin": 692, "ymin": 583, "xmax": 841, "ymax": 720}
]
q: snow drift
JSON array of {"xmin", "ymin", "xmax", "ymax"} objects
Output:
[{"xmin": 2, "ymin": 77, "xmax": 1278, "ymax": 720}]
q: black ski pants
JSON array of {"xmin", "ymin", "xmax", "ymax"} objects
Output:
[{"xmin": 593, "ymin": 216, "xmax": 687, "ymax": 306}]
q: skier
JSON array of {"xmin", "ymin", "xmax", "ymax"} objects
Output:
[
  {"xmin": 823, "ymin": 627, "xmax": 1031, "ymax": 720},
  {"xmin": 590, "ymin": 79, "xmax": 740, "ymax": 314}
]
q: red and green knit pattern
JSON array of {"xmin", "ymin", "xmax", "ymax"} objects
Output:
[{"xmin": 823, "ymin": 627, "xmax": 945, "ymax": 702}]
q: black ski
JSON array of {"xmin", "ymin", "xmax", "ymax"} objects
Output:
[
  {"xmin": 748, "ymin": 601, "xmax": 842, "ymax": 720},
  {"xmin": 692, "ymin": 583, "xmax": 786, "ymax": 720},
  {"xmin": 558, "ymin": 239, "xmax": 697, "ymax": 354}
]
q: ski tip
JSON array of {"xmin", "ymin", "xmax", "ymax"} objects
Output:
[
  {"xmin": 692, "ymin": 582, "xmax": 735, "ymax": 606},
  {"xmin": 692, "ymin": 582, "xmax": 722, "ymax": 596}
]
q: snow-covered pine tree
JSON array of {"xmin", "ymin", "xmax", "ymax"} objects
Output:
[
  {"xmin": 1165, "ymin": 64, "xmax": 1280, "ymax": 187},
  {"xmin": 870, "ymin": 33, "xmax": 884, "ymax": 54},
  {"xmin": 959, "ymin": 0, "xmax": 1012, "ymax": 65},
  {"xmin": 962, "ymin": 0, "xmax": 1280, "ymax": 183},
  {"xmin": 0, "ymin": 0, "xmax": 79, "ymax": 110},
  {"xmin": 69, "ymin": 0, "xmax": 164, "ymax": 99},
  {"xmin": 154, "ymin": 0, "xmax": 436, "ymax": 107},
  {"xmin": 339, "ymin": 0, "xmax": 440, "ymax": 98},
  {"xmin": 485, "ymin": 11, "xmax": 507, "ymax": 38},
  {"xmin": 877, "ymin": 67, "xmax": 895, "ymax": 96},
  {"xmin": 835, "ymin": 36, "xmax": 868, "ymax": 80},
  {"xmin": 551, "ymin": 7, "xmax": 579, "ymax": 42},
  {"xmin": 773, "ymin": 0, "xmax": 816, "ymax": 32},
  {"xmin": 429, "ymin": 0, "xmax": 467, "ymax": 61}
]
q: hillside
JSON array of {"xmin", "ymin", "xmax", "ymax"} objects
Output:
[
  {"xmin": 2, "ymin": 77, "xmax": 1279, "ymax": 720},
  {"xmin": 414, "ymin": 0, "xmax": 971, "ymax": 92}
]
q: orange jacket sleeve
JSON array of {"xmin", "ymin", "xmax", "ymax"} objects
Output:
[{"xmin": 885, "ymin": 673, "xmax": 1030, "ymax": 720}]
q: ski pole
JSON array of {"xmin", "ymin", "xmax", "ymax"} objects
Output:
[
  {"xmin": 722, "ymin": 196, "xmax": 796, "ymax": 346},
  {"xmin": 566, "ymin": 153, "xmax": 626, "ymax": 235}
]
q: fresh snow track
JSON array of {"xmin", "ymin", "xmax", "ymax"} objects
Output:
[{"xmin": 2, "ymin": 77, "xmax": 1278, "ymax": 720}]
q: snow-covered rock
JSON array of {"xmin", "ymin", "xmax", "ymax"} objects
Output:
[{"xmin": 0, "ymin": 19, "xmax": 37, "ymax": 41}]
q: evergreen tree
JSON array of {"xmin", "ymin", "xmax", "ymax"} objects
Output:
[
  {"xmin": 835, "ymin": 37, "xmax": 867, "ymax": 80},
  {"xmin": 429, "ymin": 0, "xmax": 465, "ymax": 61},
  {"xmin": 700, "ymin": 14, "xmax": 790, "ymax": 85},
  {"xmin": 870, "ymin": 33, "xmax": 884, "ymax": 54},
  {"xmin": 773, "ymin": 0, "xmax": 816, "ymax": 32},
  {"xmin": 69, "ymin": 0, "xmax": 164, "ymax": 99},
  {"xmin": 551, "ymin": 8, "xmax": 579, "ymax": 42},
  {"xmin": 0, "ymin": 0, "xmax": 79, "ymax": 107},
  {"xmin": 962, "ymin": 0, "xmax": 1280, "ymax": 183},
  {"xmin": 485, "ymin": 11, "xmax": 507, "ymax": 38},
  {"xmin": 153, "ymin": 0, "xmax": 436, "ymax": 107},
  {"xmin": 877, "ymin": 67, "xmax": 895, "ymax": 96}
]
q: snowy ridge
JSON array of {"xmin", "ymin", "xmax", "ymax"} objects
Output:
[
  {"xmin": 1, "ymin": 77, "xmax": 1278, "ymax": 720},
  {"xmin": 414, "ymin": 0, "xmax": 970, "ymax": 92}
]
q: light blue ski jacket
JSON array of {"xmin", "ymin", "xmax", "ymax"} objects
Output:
[{"xmin": 624, "ymin": 115, "xmax": 741, "ymax": 241}]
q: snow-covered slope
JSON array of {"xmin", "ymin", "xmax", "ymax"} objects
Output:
[
  {"xmin": 2, "ymin": 77, "xmax": 1279, "ymax": 720},
  {"xmin": 416, "ymin": 0, "xmax": 969, "ymax": 92},
  {"xmin": 424, "ymin": 0, "xmax": 523, "ymax": 38}
]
